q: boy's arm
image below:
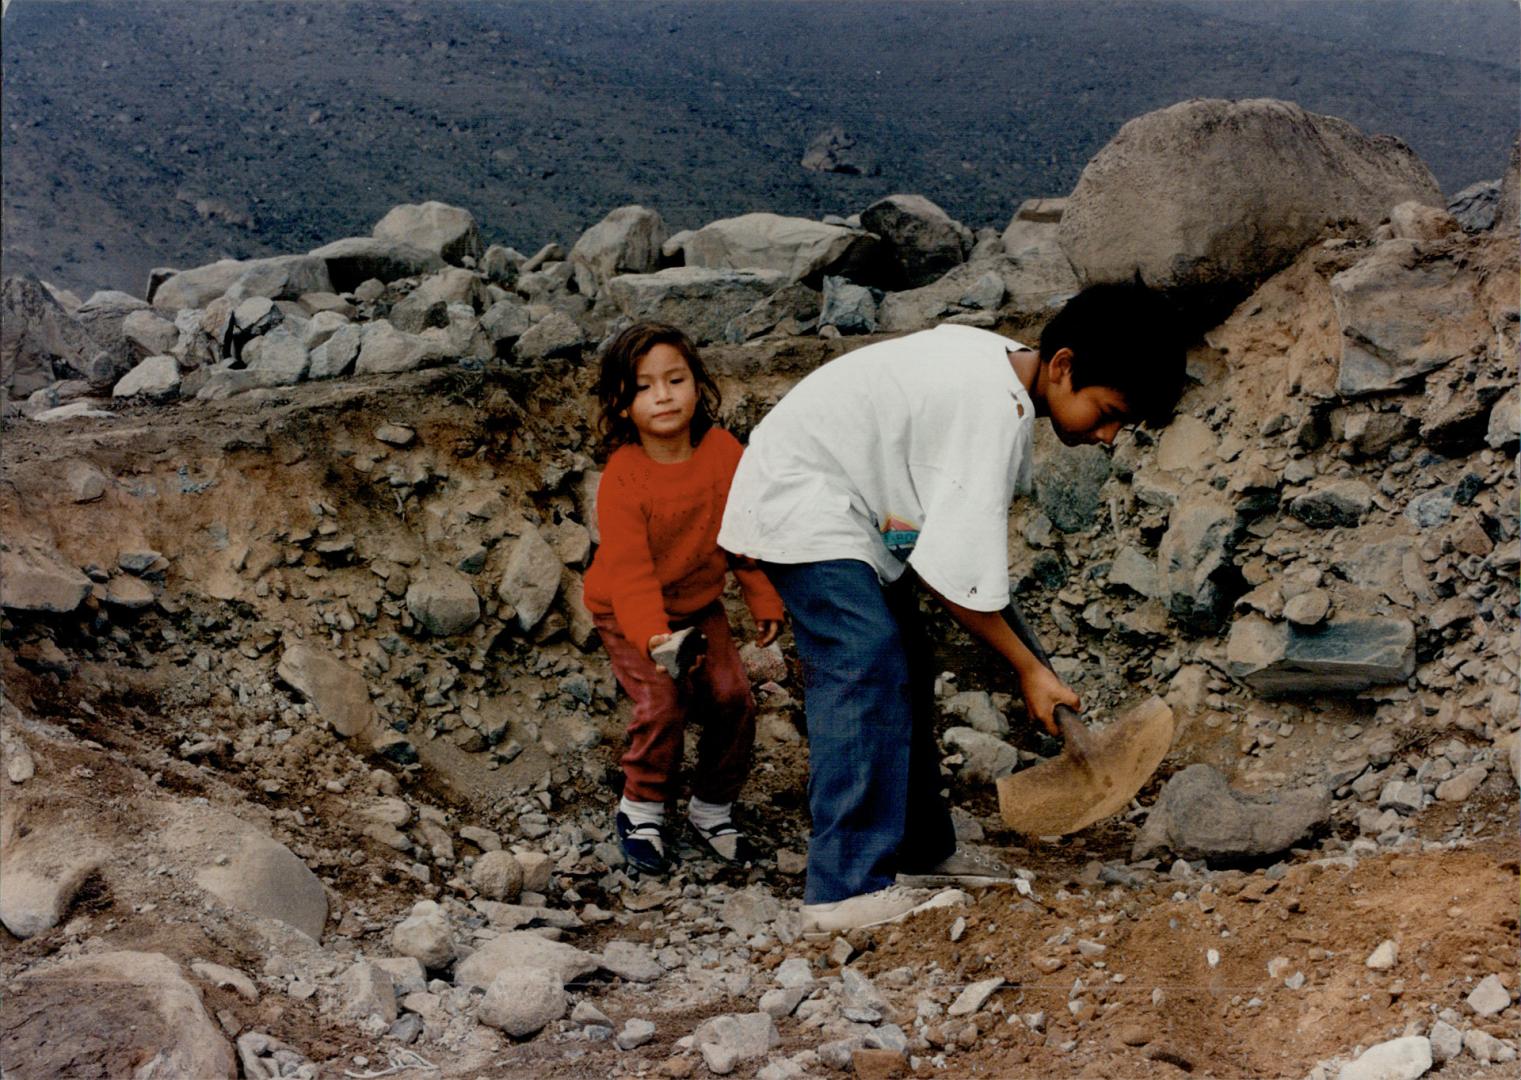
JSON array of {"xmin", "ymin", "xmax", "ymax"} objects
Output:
[{"xmin": 919, "ymin": 580, "xmax": 1078, "ymax": 736}]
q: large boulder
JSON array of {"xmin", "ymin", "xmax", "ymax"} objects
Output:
[
  {"xmin": 2, "ymin": 951, "xmax": 236, "ymax": 1080},
  {"xmin": 152, "ymin": 255, "xmax": 332, "ymax": 313},
  {"xmin": 75, "ymin": 290, "xmax": 151, "ymax": 387},
  {"xmin": 570, "ymin": 205, "xmax": 667, "ymax": 298},
  {"xmin": 112, "ymin": 354, "xmax": 181, "ymax": 401},
  {"xmin": 308, "ymin": 237, "xmax": 446, "ymax": 292},
  {"xmin": 605, "ymin": 267, "xmax": 788, "ymax": 344},
  {"xmin": 373, "ymin": 201, "xmax": 482, "ymax": 265},
  {"xmin": 860, "ymin": 194, "xmax": 972, "ymax": 288},
  {"xmin": 0, "ymin": 538, "xmax": 91, "ymax": 614},
  {"xmin": 276, "ymin": 643, "xmax": 377, "ymax": 738},
  {"xmin": 1132, "ymin": 764, "xmax": 1331, "ymax": 860},
  {"xmin": 354, "ymin": 320, "xmax": 447, "ymax": 375},
  {"xmin": 1226, "ymin": 614, "xmax": 1416, "ymax": 695},
  {"xmin": 1059, "ymin": 98, "xmax": 1442, "ymax": 315},
  {"xmin": 1, "ymin": 276, "xmax": 96, "ymax": 398},
  {"xmin": 681, "ymin": 212, "xmax": 887, "ymax": 288}
]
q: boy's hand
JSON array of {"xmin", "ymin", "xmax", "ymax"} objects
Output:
[
  {"xmin": 1018, "ymin": 666, "xmax": 1081, "ymax": 737},
  {"xmin": 755, "ymin": 620, "xmax": 782, "ymax": 648}
]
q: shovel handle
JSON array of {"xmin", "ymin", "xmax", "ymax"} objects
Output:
[{"xmin": 1054, "ymin": 704, "xmax": 1094, "ymax": 770}]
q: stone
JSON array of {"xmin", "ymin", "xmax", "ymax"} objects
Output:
[
  {"xmin": 861, "ymin": 194, "xmax": 971, "ymax": 288},
  {"xmin": 1, "ymin": 274, "xmax": 95, "ymax": 397},
  {"xmin": 477, "ymin": 967, "xmax": 566, "ymax": 1038},
  {"xmin": 276, "ymin": 644, "xmax": 376, "ymax": 739},
  {"xmin": 1336, "ymin": 1036, "xmax": 1431, "ymax": 1080},
  {"xmin": 605, "ymin": 267, "xmax": 788, "ymax": 345},
  {"xmin": 112, "ymin": 354, "xmax": 181, "ymax": 400},
  {"xmin": 819, "ymin": 275, "xmax": 879, "ymax": 333},
  {"xmin": 481, "ymin": 297, "xmax": 532, "ymax": 347},
  {"xmin": 1388, "ymin": 201, "xmax": 1457, "ymax": 241},
  {"xmin": 1283, "ymin": 589, "xmax": 1331, "ymax": 628},
  {"xmin": 340, "ymin": 962, "xmax": 398, "ymax": 1025},
  {"xmin": 183, "ymin": 810, "xmax": 328, "ymax": 941},
  {"xmin": 242, "ymin": 328, "xmax": 309, "ymax": 386},
  {"xmin": 570, "ymin": 205, "xmax": 666, "ymax": 297},
  {"xmin": 943, "ymin": 728, "xmax": 1019, "ymax": 782},
  {"xmin": 0, "ymin": 539, "xmax": 91, "ymax": 613},
  {"xmin": 1225, "ymin": 615, "xmax": 1416, "ymax": 696},
  {"xmin": 601, "ymin": 940, "xmax": 663, "ymax": 983},
  {"xmin": 375, "ymin": 423, "xmax": 415, "ymax": 447},
  {"xmin": 372, "ymin": 957, "xmax": 427, "ymax": 996},
  {"xmin": 301, "ymin": 309, "xmax": 349, "ymax": 349},
  {"xmin": 405, "ymin": 568, "xmax": 480, "ymax": 636},
  {"xmin": 852, "ymin": 1048, "xmax": 908, "ymax": 1079},
  {"xmin": 8, "ymin": 951, "xmax": 236, "ymax": 1079},
  {"xmin": 190, "ymin": 961, "xmax": 258, "ymax": 1002},
  {"xmin": 999, "ymin": 217, "xmax": 1083, "ymax": 310},
  {"xmin": 1466, "ymin": 973, "xmax": 1511, "ymax": 1017},
  {"xmin": 1428, "ymin": 1021, "xmax": 1462, "ymax": 1064},
  {"xmin": 354, "ymin": 320, "xmax": 442, "ymax": 375},
  {"xmin": 0, "ymin": 827, "xmax": 104, "ymax": 939},
  {"xmin": 307, "ymin": 322, "xmax": 361, "ymax": 380},
  {"xmin": 1330, "ymin": 242, "xmax": 1491, "ymax": 397},
  {"xmin": 944, "ymin": 691, "xmax": 1009, "ymax": 736},
  {"xmin": 480, "ymin": 244, "xmax": 523, "ymax": 286},
  {"xmin": 373, "ymin": 201, "xmax": 482, "ymax": 265},
  {"xmin": 1059, "ymin": 98, "xmax": 1440, "ymax": 314},
  {"xmin": 308, "ymin": 236, "xmax": 445, "ymax": 292},
  {"xmin": 1108, "ymin": 546, "xmax": 1159, "ymax": 599},
  {"xmin": 1378, "ymin": 780, "xmax": 1423, "ymax": 814},
  {"xmin": 1499, "ymin": 136, "xmax": 1521, "ymax": 231},
  {"xmin": 759, "ymin": 986, "xmax": 808, "ymax": 1019},
  {"xmin": 121, "ymin": 308, "xmax": 179, "ymax": 355},
  {"xmin": 1485, "ymin": 385, "xmax": 1519, "ymax": 451},
  {"xmin": 392, "ymin": 903, "xmax": 456, "ymax": 970},
  {"xmin": 720, "ymin": 888, "xmax": 784, "ymax": 938},
  {"xmin": 498, "ymin": 526, "xmax": 563, "ymax": 632},
  {"xmin": 1463, "ymin": 1028, "xmax": 1514, "ymax": 1064},
  {"xmin": 1132, "ymin": 764, "xmax": 1331, "ymax": 861},
  {"xmin": 514, "ymin": 311, "xmax": 587, "ymax": 362},
  {"xmin": 947, "ymin": 976, "xmax": 1004, "ymax": 1017},
  {"xmin": 453, "ymin": 930, "xmax": 599, "ymax": 990},
  {"xmin": 1036, "ymin": 442, "xmax": 1112, "ymax": 533},
  {"xmin": 684, "ymin": 212, "xmax": 885, "ymax": 287},
  {"xmin": 32, "ymin": 400, "xmax": 114, "ymax": 423},
  {"xmin": 232, "ymin": 296, "xmax": 282, "ymax": 337},
  {"xmin": 152, "ymin": 256, "xmax": 325, "ymax": 312},
  {"xmin": 1289, "ymin": 480, "xmax": 1372, "ymax": 528},
  {"xmin": 1448, "ymin": 180, "xmax": 1501, "ymax": 232},
  {"xmin": 617, "ymin": 1018, "xmax": 657, "ymax": 1050},
  {"xmin": 104, "ymin": 575, "xmax": 155, "ymax": 609},
  {"xmin": 1157, "ymin": 497, "xmax": 1238, "ymax": 634},
  {"xmin": 470, "ymin": 850, "xmax": 524, "ymax": 902},
  {"xmin": 515, "ymin": 851, "xmax": 553, "ymax": 893},
  {"xmin": 1364, "ymin": 940, "xmax": 1398, "ymax": 970},
  {"xmin": 691, "ymin": 1013, "xmax": 779, "ymax": 1066}
]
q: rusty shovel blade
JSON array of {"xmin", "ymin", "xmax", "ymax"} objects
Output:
[{"xmin": 996, "ymin": 696, "xmax": 1175, "ymax": 836}]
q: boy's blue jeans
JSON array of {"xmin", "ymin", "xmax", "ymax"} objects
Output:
[{"xmin": 763, "ymin": 559, "xmax": 957, "ymax": 904}]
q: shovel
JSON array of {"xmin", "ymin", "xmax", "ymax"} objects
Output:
[{"xmin": 994, "ymin": 603, "xmax": 1176, "ymax": 836}]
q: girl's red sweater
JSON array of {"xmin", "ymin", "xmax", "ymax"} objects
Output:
[{"xmin": 583, "ymin": 427, "xmax": 784, "ymax": 652}]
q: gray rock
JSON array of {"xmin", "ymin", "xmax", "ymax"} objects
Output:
[
  {"xmin": 605, "ymin": 266, "xmax": 788, "ymax": 345},
  {"xmin": 477, "ymin": 967, "xmax": 566, "ymax": 1038},
  {"xmin": 775, "ymin": 958, "xmax": 814, "ymax": 989},
  {"xmin": 1466, "ymin": 973, "xmax": 1512, "ymax": 1017},
  {"xmin": 153, "ymin": 256, "xmax": 331, "ymax": 312},
  {"xmin": 1158, "ymin": 497, "xmax": 1238, "ymax": 634},
  {"xmin": 724, "ymin": 283, "xmax": 821, "ymax": 342},
  {"xmin": 861, "ymin": 194, "xmax": 972, "ymax": 288},
  {"xmin": 112, "ymin": 354, "xmax": 181, "ymax": 400},
  {"xmin": 372, "ymin": 957, "xmax": 427, "ymax": 996},
  {"xmin": 1283, "ymin": 588, "xmax": 1331, "ymax": 628},
  {"xmin": 1132, "ymin": 764, "xmax": 1331, "ymax": 861},
  {"xmin": 308, "ymin": 236, "xmax": 445, "ymax": 292},
  {"xmin": 819, "ymin": 275, "xmax": 879, "ymax": 333},
  {"xmin": 121, "ymin": 308, "xmax": 180, "ymax": 355},
  {"xmin": 720, "ymin": 888, "xmax": 784, "ymax": 938},
  {"xmin": 1485, "ymin": 385, "xmax": 1519, "ymax": 451},
  {"xmin": 1448, "ymin": 179, "xmax": 1501, "ymax": 232},
  {"xmin": 354, "ymin": 320, "xmax": 443, "ymax": 375},
  {"xmin": 242, "ymin": 328, "xmax": 309, "ymax": 386},
  {"xmin": 1331, "ymin": 242, "xmax": 1490, "ymax": 397},
  {"xmin": 616, "ymin": 1018, "xmax": 657, "ymax": 1050},
  {"xmin": 175, "ymin": 805, "xmax": 328, "ymax": 941},
  {"xmin": 454, "ymin": 930, "xmax": 600, "ymax": 990},
  {"xmin": 405, "ymin": 568, "xmax": 480, "ymax": 636},
  {"xmin": 392, "ymin": 903, "xmax": 456, "ymax": 970},
  {"xmin": 1336, "ymin": 1036, "xmax": 1431, "ymax": 1080},
  {"xmin": 1108, "ymin": 546, "xmax": 1159, "ymax": 599},
  {"xmin": 684, "ymin": 212, "xmax": 884, "ymax": 287},
  {"xmin": 1226, "ymin": 615, "xmax": 1416, "ymax": 696},
  {"xmin": 1, "ymin": 275, "xmax": 96, "ymax": 397},
  {"xmin": 1036, "ymin": 442, "xmax": 1111, "ymax": 533},
  {"xmin": 943, "ymin": 728, "xmax": 1019, "ymax": 782},
  {"xmin": 340, "ymin": 962, "xmax": 398, "ymax": 1025},
  {"xmin": 0, "ymin": 829, "xmax": 103, "ymax": 939},
  {"xmin": 691, "ymin": 1013, "xmax": 779, "ymax": 1066},
  {"xmin": 498, "ymin": 526, "xmax": 563, "ymax": 632},
  {"xmin": 600, "ymin": 940, "xmax": 662, "ymax": 983},
  {"xmin": 514, "ymin": 311, "xmax": 587, "ymax": 362},
  {"xmin": 373, "ymin": 201, "xmax": 482, "ymax": 265},
  {"xmin": 1377, "ymin": 780, "xmax": 1423, "ymax": 814},
  {"xmin": 1288, "ymin": 480, "xmax": 1372, "ymax": 529},
  {"xmin": 1428, "ymin": 1020, "xmax": 1462, "ymax": 1063},
  {"xmin": 276, "ymin": 644, "xmax": 375, "ymax": 739},
  {"xmin": 759, "ymin": 986, "xmax": 808, "ymax": 1018},
  {"xmin": 1387, "ymin": 201, "xmax": 1458, "ymax": 242},
  {"xmin": 470, "ymin": 850, "xmax": 524, "ymax": 902},
  {"xmin": 0, "ymin": 540, "xmax": 91, "ymax": 613},
  {"xmin": 66, "ymin": 460, "xmax": 108, "ymax": 502},
  {"xmin": 1463, "ymin": 1028, "xmax": 1516, "ymax": 1064},
  {"xmin": 570, "ymin": 205, "xmax": 666, "ymax": 297},
  {"xmin": 944, "ymin": 691, "xmax": 1009, "ymax": 736},
  {"xmin": 481, "ymin": 297, "xmax": 532, "ymax": 348},
  {"xmin": 1403, "ymin": 488, "xmax": 1455, "ymax": 529},
  {"xmin": 301, "ymin": 310, "xmax": 349, "ymax": 350},
  {"xmin": 10, "ymin": 952, "xmax": 236, "ymax": 1079},
  {"xmin": 947, "ymin": 976, "xmax": 1004, "ymax": 1017},
  {"xmin": 232, "ymin": 296, "xmax": 282, "ymax": 337},
  {"xmin": 1059, "ymin": 98, "xmax": 1440, "ymax": 313},
  {"xmin": 481, "ymin": 244, "xmax": 523, "ymax": 286}
]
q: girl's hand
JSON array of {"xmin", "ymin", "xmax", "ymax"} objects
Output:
[
  {"xmin": 755, "ymin": 620, "xmax": 782, "ymax": 648},
  {"xmin": 1018, "ymin": 666, "xmax": 1080, "ymax": 737},
  {"xmin": 646, "ymin": 633, "xmax": 671, "ymax": 659}
]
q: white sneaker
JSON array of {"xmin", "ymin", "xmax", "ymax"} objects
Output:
[
  {"xmin": 800, "ymin": 886, "xmax": 969, "ymax": 936},
  {"xmin": 896, "ymin": 848, "xmax": 1013, "ymax": 889}
]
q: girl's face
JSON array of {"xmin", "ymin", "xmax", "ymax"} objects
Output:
[{"xmin": 626, "ymin": 343, "xmax": 698, "ymax": 445}]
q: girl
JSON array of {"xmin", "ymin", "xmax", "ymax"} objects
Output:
[{"xmin": 582, "ymin": 322, "xmax": 784, "ymax": 875}]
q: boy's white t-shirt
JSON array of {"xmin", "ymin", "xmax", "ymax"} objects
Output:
[{"xmin": 718, "ymin": 323, "xmax": 1035, "ymax": 612}]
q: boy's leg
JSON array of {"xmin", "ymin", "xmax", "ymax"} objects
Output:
[
  {"xmin": 685, "ymin": 603, "xmax": 757, "ymax": 806},
  {"xmin": 592, "ymin": 613, "xmax": 684, "ymax": 805},
  {"xmin": 763, "ymin": 559, "xmax": 917, "ymax": 905}
]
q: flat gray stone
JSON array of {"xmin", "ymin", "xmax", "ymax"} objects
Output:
[
  {"xmin": 1289, "ymin": 480, "xmax": 1373, "ymax": 529},
  {"xmin": 1226, "ymin": 615, "xmax": 1416, "ymax": 696},
  {"xmin": 1132, "ymin": 764, "xmax": 1331, "ymax": 861},
  {"xmin": 453, "ymin": 930, "xmax": 599, "ymax": 990},
  {"xmin": 1467, "ymin": 973, "xmax": 1512, "ymax": 1017},
  {"xmin": 0, "ymin": 541, "xmax": 90, "ymax": 613},
  {"xmin": 1336, "ymin": 1035, "xmax": 1431, "ymax": 1080},
  {"xmin": 600, "ymin": 940, "xmax": 662, "ymax": 983},
  {"xmin": 405, "ymin": 568, "xmax": 480, "ymax": 636},
  {"xmin": 276, "ymin": 644, "xmax": 376, "ymax": 739}
]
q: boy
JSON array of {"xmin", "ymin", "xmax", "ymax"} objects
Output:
[{"xmin": 718, "ymin": 282, "xmax": 1186, "ymax": 932}]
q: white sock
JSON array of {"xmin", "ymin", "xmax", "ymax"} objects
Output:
[
  {"xmin": 619, "ymin": 796, "xmax": 665, "ymax": 828},
  {"xmin": 688, "ymin": 796, "xmax": 732, "ymax": 831}
]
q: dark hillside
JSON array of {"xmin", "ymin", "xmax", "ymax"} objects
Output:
[{"xmin": 2, "ymin": 0, "xmax": 1516, "ymax": 294}]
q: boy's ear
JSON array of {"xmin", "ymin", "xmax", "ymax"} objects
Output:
[{"xmin": 1047, "ymin": 346, "xmax": 1075, "ymax": 386}]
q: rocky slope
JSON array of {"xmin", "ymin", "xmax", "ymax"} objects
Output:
[{"xmin": 1, "ymin": 101, "xmax": 1518, "ymax": 1079}]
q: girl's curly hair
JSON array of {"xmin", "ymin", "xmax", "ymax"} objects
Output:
[{"xmin": 596, "ymin": 322, "xmax": 721, "ymax": 451}]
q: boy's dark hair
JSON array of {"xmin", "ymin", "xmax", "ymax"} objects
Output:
[
  {"xmin": 1039, "ymin": 282, "xmax": 1188, "ymax": 426},
  {"xmin": 596, "ymin": 322, "xmax": 721, "ymax": 450}
]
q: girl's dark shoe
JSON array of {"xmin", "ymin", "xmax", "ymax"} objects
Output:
[
  {"xmin": 688, "ymin": 818, "xmax": 752, "ymax": 866},
  {"xmin": 616, "ymin": 812, "xmax": 672, "ymax": 875}
]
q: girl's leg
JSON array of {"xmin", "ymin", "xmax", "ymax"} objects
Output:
[
  {"xmin": 686, "ymin": 602, "xmax": 757, "ymax": 806},
  {"xmin": 763, "ymin": 559, "xmax": 928, "ymax": 905},
  {"xmin": 592, "ymin": 613, "xmax": 684, "ymax": 805}
]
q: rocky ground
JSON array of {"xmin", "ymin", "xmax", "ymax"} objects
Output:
[{"xmin": 1, "ymin": 103, "xmax": 1518, "ymax": 1079}]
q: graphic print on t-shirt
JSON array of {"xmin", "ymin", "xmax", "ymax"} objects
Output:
[{"xmin": 879, "ymin": 512, "xmax": 920, "ymax": 561}]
